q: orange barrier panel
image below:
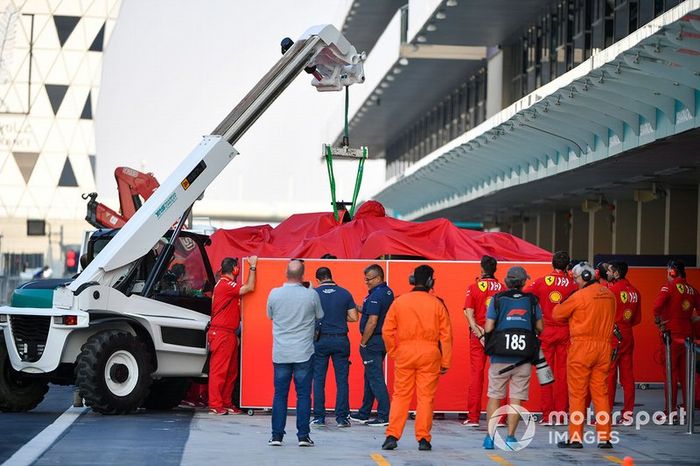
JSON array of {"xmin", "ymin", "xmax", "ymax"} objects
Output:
[
  {"xmin": 626, "ymin": 267, "xmax": 700, "ymax": 384},
  {"xmin": 240, "ymin": 259, "xmax": 698, "ymax": 412},
  {"xmin": 240, "ymin": 259, "xmax": 378, "ymax": 409}
]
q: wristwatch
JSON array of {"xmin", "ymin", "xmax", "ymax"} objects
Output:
[{"xmin": 250, "ymin": 267, "xmax": 256, "ymax": 271}]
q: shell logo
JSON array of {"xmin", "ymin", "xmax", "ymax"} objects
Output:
[
  {"xmin": 485, "ymin": 296, "xmax": 493, "ymax": 308},
  {"xmin": 682, "ymin": 300, "xmax": 691, "ymax": 311},
  {"xmin": 549, "ymin": 290, "xmax": 563, "ymax": 303},
  {"xmin": 623, "ymin": 309, "xmax": 633, "ymax": 321}
]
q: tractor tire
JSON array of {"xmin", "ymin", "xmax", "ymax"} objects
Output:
[
  {"xmin": 0, "ymin": 338, "xmax": 49, "ymax": 412},
  {"xmin": 142, "ymin": 377, "xmax": 191, "ymax": 410},
  {"xmin": 75, "ymin": 330, "xmax": 153, "ymax": 414}
]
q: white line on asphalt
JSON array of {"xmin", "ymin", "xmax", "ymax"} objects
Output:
[{"xmin": 2, "ymin": 406, "xmax": 88, "ymax": 466}]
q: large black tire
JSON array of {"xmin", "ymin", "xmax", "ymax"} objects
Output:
[
  {"xmin": 142, "ymin": 377, "xmax": 191, "ymax": 410},
  {"xmin": 0, "ymin": 338, "xmax": 49, "ymax": 412},
  {"xmin": 75, "ymin": 330, "xmax": 153, "ymax": 414}
]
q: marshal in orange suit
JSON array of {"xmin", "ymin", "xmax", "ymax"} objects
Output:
[
  {"xmin": 553, "ymin": 262, "xmax": 616, "ymax": 449},
  {"xmin": 381, "ymin": 265, "xmax": 453, "ymax": 452}
]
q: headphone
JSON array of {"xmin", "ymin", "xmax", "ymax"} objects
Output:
[
  {"xmin": 580, "ymin": 265, "xmax": 593, "ymax": 282},
  {"xmin": 408, "ymin": 272, "xmax": 435, "ymax": 290}
]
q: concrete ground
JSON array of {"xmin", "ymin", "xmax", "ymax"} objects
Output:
[
  {"xmin": 182, "ymin": 386, "xmax": 699, "ymax": 466},
  {"xmin": 2, "ymin": 385, "xmax": 698, "ymax": 466}
]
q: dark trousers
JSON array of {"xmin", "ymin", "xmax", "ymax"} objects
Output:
[
  {"xmin": 358, "ymin": 335, "xmax": 390, "ymax": 420},
  {"xmin": 272, "ymin": 358, "xmax": 313, "ymax": 440},
  {"xmin": 313, "ymin": 334, "xmax": 351, "ymax": 421}
]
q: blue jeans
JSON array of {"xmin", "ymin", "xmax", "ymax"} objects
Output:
[
  {"xmin": 358, "ymin": 335, "xmax": 390, "ymax": 420},
  {"xmin": 272, "ymin": 358, "xmax": 313, "ymax": 439},
  {"xmin": 313, "ymin": 334, "xmax": 351, "ymax": 421}
]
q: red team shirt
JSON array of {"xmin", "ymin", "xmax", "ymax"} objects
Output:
[
  {"xmin": 609, "ymin": 278, "xmax": 641, "ymax": 330},
  {"xmin": 210, "ymin": 276, "xmax": 241, "ymax": 331},
  {"xmin": 464, "ymin": 277, "xmax": 504, "ymax": 326},
  {"xmin": 653, "ymin": 277, "xmax": 700, "ymax": 337},
  {"xmin": 524, "ymin": 270, "xmax": 577, "ymax": 329}
]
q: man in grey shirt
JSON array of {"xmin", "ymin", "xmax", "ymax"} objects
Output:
[{"xmin": 266, "ymin": 260, "xmax": 323, "ymax": 447}]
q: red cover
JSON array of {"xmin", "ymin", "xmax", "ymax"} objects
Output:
[{"xmin": 206, "ymin": 200, "xmax": 551, "ymax": 269}]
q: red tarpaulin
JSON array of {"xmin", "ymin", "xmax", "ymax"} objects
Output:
[{"xmin": 206, "ymin": 201, "xmax": 551, "ymax": 268}]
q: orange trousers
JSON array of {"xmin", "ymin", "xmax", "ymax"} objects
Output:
[
  {"xmin": 386, "ymin": 343, "xmax": 441, "ymax": 442},
  {"xmin": 568, "ymin": 340, "xmax": 611, "ymax": 443}
]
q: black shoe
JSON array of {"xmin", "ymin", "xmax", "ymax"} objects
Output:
[
  {"xmin": 418, "ymin": 438, "xmax": 432, "ymax": 451},
  {"xmin": 382, "ymin": 435, "xmax": 398, "ymax": 450},
  {"xmin": 298, "ymin": 436, "xmax": 314, "ymax": 447},
  {"xmin": 366, "ymin": 418, "xmax": 389, "ymax": 427},
  {"xmin": 268, "ymin": 435, "xmax": 283, "ymax": 446},
  {"xmin": 598, "ymin": 441, "xmax": 613, "ymax": 449},
  {"xmin": 557, "ymin": 440, "xmax": 583, "ymax": 449},
  {"xmin": 349, "ymin": 413, "xmax": 370, "ymax": 424}
]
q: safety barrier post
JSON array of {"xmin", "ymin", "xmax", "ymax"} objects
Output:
[
  {"xmin": 686, "ymin": 338, "xmax": 696, "ymax": 435},
  {"xmin": 663, "ymin": 331, "xmax": 673, "ymax": 425}
]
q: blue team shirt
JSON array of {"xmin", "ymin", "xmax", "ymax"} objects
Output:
[
  {"xmin": 314, "ymin": 283, "xmax": 356, "ymax": 334},
  {"xmin": 360, "ymin": 282, "xmax": 394, "ymax": 335},
  {"xmin": 486, "ymin": 290, "xmax": 542, "ymax": 364}
]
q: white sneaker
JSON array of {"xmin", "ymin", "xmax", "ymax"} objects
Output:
[{"xmin": 462, "ymin": 420, "xmax": 480, "ymax": 427}]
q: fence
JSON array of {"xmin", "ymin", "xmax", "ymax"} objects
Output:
[{"xmin": 0, "ymin": 276, "xmax": 23, "ymax": 305}]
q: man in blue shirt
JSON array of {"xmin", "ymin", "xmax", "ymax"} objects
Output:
[
  {"xmin": 311, "ymin": 267, "xmax": 358, "ymax": 428},
  {"xmin": 483, "ymin": 266, "xmax": 543, "ymax": 450},
  {"xmin": 349, "ymin": 264, "xmax": 394, "ymax": 427}
]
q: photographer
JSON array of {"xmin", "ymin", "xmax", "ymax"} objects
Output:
[{"xmin": 482, "ymin": 266, "xmax": 543, "ymax": 450}]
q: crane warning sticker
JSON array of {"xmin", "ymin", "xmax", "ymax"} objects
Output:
[
  {"xmin": 181, "ymin": 161, "xmax": 207, "ymax": 191},
  {"xmin": 156, "ymin": 193, "xmax": 177, "ymax": 219}
]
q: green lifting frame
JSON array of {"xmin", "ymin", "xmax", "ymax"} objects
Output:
[{"xmin": 323, "ymin": 86, "xmax": 368, "ymax": 222}]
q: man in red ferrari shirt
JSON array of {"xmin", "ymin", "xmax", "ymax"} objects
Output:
[
  {"xmin": 462, "ymin": 255, "xmax": 504, "ymax": 427},
  {"xmin": 208, "ymin": 256, "xmax": 258, "ymax": 415},
  {"xmin": 525, "ymin": 251, "xmax": 578, "ymax": 425},
  {"xmin": 652, "ymin": 259, "xmax": 700, "ymax": 415},
  {"xmin": 605, "ymin": 261, "xmax": 641, "ymax": 424}
]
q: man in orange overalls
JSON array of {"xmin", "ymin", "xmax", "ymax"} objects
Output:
[
  {"xmin": 553, "ymin": 262, "xmax": 616, "ymax": 449},
  {"xmin": 381, "ymin": 265, "xmax": 453, "ymax": 452},
  {"xmin": 606, "ymin": 261, "xmax": 641, "ymax": 424}
]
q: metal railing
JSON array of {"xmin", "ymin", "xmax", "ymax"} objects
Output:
[
  {"xmin": 685, "ymin": 337, "xmax": 698, "ymax": 435},
  {"xmin": 663, "ymin": 331, "xmax": 699, "ymax": 434}
]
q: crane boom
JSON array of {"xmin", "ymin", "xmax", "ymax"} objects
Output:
[{"xmin": 69, "ymin": 24, "xmax": 365, "ymax": 292}]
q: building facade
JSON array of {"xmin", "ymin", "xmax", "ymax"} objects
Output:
[
  {"xmin": 0, "ymin": 0, "xmax": 121, "ymax": 278},
  {"xmin": 332, "ymin": 0, "xmax": 700, "ymax": 263}
]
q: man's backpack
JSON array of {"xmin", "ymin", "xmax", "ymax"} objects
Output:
[{"xmin": 484, "ymin": 292, "xmax": 539, "ymax": 360}]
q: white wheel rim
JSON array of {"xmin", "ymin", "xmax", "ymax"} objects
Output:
[{"xmin": 104, "ymin": 350, "xmax": 139, "ymax": 397}]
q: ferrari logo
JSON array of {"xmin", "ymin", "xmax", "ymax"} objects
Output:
[
  {"xmin": 623, "ymin": 309, "xmax": 633, "ymax": 321},
  {"xmin": 545, "ymin": 276, "xmax": 555, "ymax": 286},
  {"xmin": 478, "ymin": 281, "xmax": 488, "ymax": 292},
  {"xmin": 620, "ymin": 291, "xmax": 628, "ymax": 303},
  {"xmin": 676, "ymin": 284, "xmax": 686, "ymax": 294}
]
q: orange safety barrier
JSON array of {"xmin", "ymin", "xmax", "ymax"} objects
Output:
[{"xmin": 240, "ymin": 259, "xmax": 698, "ymax": 412}]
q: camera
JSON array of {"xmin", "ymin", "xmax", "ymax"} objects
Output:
[{"xmin": 533, "ymin": 349, "xmax": 554, "ymax": 385}]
